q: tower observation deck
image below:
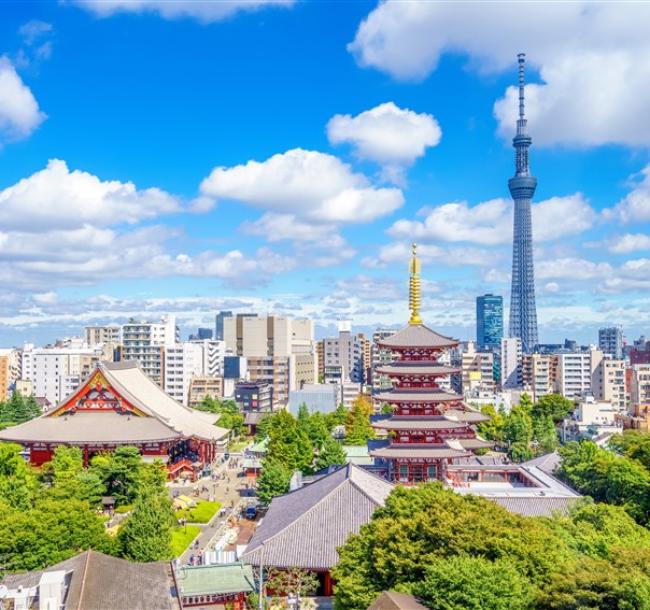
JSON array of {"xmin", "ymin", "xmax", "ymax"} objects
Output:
[{"xmin": 508, "ymin": 53, "xmax": 538, "ymax": 353}]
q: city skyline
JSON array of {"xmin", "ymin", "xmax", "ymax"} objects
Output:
[{"xmin": 1, "ymin": 2, "xmax": 650, "ymax": 346}]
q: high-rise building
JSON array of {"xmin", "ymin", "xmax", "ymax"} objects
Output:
[
  {"xmin": 598, "ymin": 326, "xmax": 623, "ymax": 360},
  {"xmin": 508, "ymin": 53, "xmax": 539, "ymax": 353},
  {"xmin": 84, "ymin": 325, "xmax": 121, "ymax": 347},
  {"xmin": 121, "ymin": 315, "xmax": 178, "ymax": 386},
  {"xmin": 459, "ymin": 341, "xmax": 495, "ymax": 395},
  {"xmin": 214, "ymin": 311, "xmax": 233, "ymax": 341},
  {"xmin": 554, "ymin": 347, "xmax": 603, "ymax": 399},
  {"xmin": 476, "ymin": 294, "xmax": 503, "ymax": 351},
  {"xmin": 321, "ymin": 323, "xmax": 366, "ymax": 384},
  {"xmin": 0, "ymin": 349, "xmax": 21, "ymax": 399},
  {"xmin": 593, "ymin": 358, "xmax": 627, "ymax": 412},
  {"xmin": 501, "ymin": 337, "xmax": 523, "ymax": 389},
  {"xmin": 522, "ymin": 353, "xmax": 554, "ymax": 400}
]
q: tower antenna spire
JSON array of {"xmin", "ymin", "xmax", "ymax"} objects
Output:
[
  {"xmin": 408, "ymin": 243, "xmax": 422, "ymax": 326},
  {"xmin": 518, "ymin": 52, "xmax": 526, "ymax": 123}
]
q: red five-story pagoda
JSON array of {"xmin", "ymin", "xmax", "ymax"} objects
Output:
[{"xmin": 370, "ymin": 244, "xmax": 491, "ymax": 483}]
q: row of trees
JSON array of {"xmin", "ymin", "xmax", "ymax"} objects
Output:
[
  {"xmin": 0, "ymin": 443, "xmax": 177, "ymax": 572},
  {"xmin": 0, "ymin": 392, "xmax": 42, "ymax": 430},
  {"xmin": 558, "ymin": 434, "xmax": 650, "ymax": 527},
  {"xmin": 256, "ymin": 396, "xmax": 375, "ymax": 505},
  {"xmin": 333, "ymin": 483, "xmax": 650, "ymax": 610},
  {"xmin": 478, "ymin": 393, "xmax": 573, "ymax": 462}
]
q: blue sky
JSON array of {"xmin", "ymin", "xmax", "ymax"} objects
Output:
[{"xmin": 1, "ymin": 1, "xmax": 650, "ymax": 345}]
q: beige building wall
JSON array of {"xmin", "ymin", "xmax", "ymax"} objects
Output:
[
  {"xmin": 522, "ymin": 353, "xmax": 553, "ymax": 400},
  {"xmin": 594, "ymin": 359, "xmax": 627, "ymax": 412}
]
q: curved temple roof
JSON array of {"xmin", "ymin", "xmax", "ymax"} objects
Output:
[{"xmin": 378, "ymin": 324, "xmax": 458, "ymax": 350}]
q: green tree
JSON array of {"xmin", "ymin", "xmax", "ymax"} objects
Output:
[
  {"xmin": 90, "ymin": 446, "xmax": 144, "ymax": 506},
  {"xmin": 315, "ymin": 437, "xmax": 347, "ymax": 471},
  {"xmin": 509, "ymin": 441, "xmax": 533, "ymax": 463},
  {"xmin": 267, "ymin": 411, "xmax": 313, "ymax": 473},
  {"xmin": 0, "ymin": 391, "xmax": 41, "ymax": 426},
  {"xmin": 478, "ymin": 404, "xmax": 506, "ymax": 443},
  {"xmin": 0, "ymin": 443, "xmax": 37, "ymax": 509},
  {"xmin": 533, "ymin": 394, "xmax": 574, "ymax": 423},
  {"xmin": 117, "ymin": 484, "xmax": 174, "ymax": 561},
  {"xmin": 0, "ymin": 498, "xmax": 114, "ymax": 571},
  {"xmin": 326, "ymin": 403, "xmax": 348, "ymax": 431},
  {"xmin": 345, "ymin": 398, "xmax": 375, "ymax": 445},
  {"xmin": 503, "ymin": 407, "xmax": 533, "ymax": 459},
  {"xmin": 306, "ymin": 411, "xmax": 330, "ymax": 450},
  {"xmin": 379, "ymin": 403, "xmax": 394, "ymax": 415},
  {"xmin": 519, "ymin": 392, "xmax": 534, "ymax": 411},
  {"xmin": 532, "ymin": 414, "xmax": 558, "ymax": 454},
  {"xmin": 44, "ymin": 447, "xmax": 105, "ymax": 506},
  {"xmin": 257, "ymin": 459, "xmax": 291, "ymax": 506},
  {"xmin": 410, "ymin": 555, "xmax": 534, "ymax": 610}
]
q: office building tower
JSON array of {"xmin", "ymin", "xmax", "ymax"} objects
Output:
[
  {"xmin": 501, "ymin": 337, "xmax": 523, "ymax": 389},
  {"xmin": 214, "ymin": 311, "xmax": 233, "ymax": 341},
  {"xmin": 598, "ymin": 326, "xmax": 623, "ymax": 360},
  {"xmin": 508, "ymin": 53, "xmax": 539, "ymax": 353},
  {"xmin": 476, "ymin": 294, "xmax": 503, "ymax": 351}
]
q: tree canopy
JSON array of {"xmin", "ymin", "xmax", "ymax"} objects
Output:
[{"xmin": 332, "ymin": 484, "xmax": 650, "ymax": 610}]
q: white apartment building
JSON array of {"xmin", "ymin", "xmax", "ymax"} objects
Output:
[
  {"xmin": 321, "ymin": 323, "xmax": 365, "ymax": 384},
  {"xmin": 501, "ymin": 337, "xmax": 523, "ymax": 389},
  {"xmin": 371, "ymin": 329, "xmax": 397, "ymax": 390},
  {"xmin": 84, "ymin": 325, "xmax": 121, "ymax": 347},
  {"xmin": 460, "ymin": 341, "xmax": 495, "ymax": 395},
  {"xmin": 593, "ymin": 358, "xmax": 628, "ymax": 412},
  {"xmin": 121, "ymin": 315, "xmax": 178, "ymax": 386},
  {"xmin": 522, "ymin": 353, "xmax": 554, "ymax": 400},
  {"xmin": 631, "ymin": 364, "xmax": 650, "ymax": 409},
  {"xmin": 21, "ymin": 343, "xmax": 107, "ymax": 405},
  {"xmin": 554, "ymin": 347, "xmax": 602, "ymax": 399},
  {"xmin": 163, "ymin": 340, "xmax": 226, "ymax": 405}
]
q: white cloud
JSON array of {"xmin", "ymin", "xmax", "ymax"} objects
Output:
[
  {"xmin": 0, "ymin": 159, "xmax": 181, "ymax": 230},
  {"xmin": 73, "ymin": 0, "xmax": 294, "ymax": 22},
  {"xmin": 326, "ymin": 102, "xmax": 441, "ymax": 181},
  {"xmin": 388, "ymin": 193, "xmax": 593, "ymax": 245},
  {"xmin": 19, "ymin": 20, "xmax": 53, "ymax": 45},
  {"xmin": 536, "ymin": 257, "xmax": 612, "ymax": 281},
  {"xmin": 602, "ymin": 233, "xmax": 650, "ymax": 254},
  {"xmin": 200, "ymin": 148, "xmax": 403, "ymax": 223},
  {"xmin": 604, "ymin": 165, "xmax": 650, "ymax": 223},
  {"xmin": 350, "ymin": 2, "xmax": 650, "ymax": 147},
  {"xmin": 242, "ymin": 213, "xmax": 337, "ymax": 242},
  {"xmin": 0, "ymin": 57, "xmax": 46, "ymax": 143},
  {"xmin": 364, "ymin": 241, "xmax": 496, "ymax": 269}
]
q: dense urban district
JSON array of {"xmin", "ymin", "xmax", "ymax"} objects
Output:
[{"xmin": 3, "ymin": 55, "xmax": 650, "ymax": 610}]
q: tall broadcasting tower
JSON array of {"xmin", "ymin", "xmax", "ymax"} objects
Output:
[{"xmin": 508, "ymin": 53, "xmax": 538, "ymax": 352}]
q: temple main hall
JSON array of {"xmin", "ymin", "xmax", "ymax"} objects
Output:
[
  {"xmin": 370, "ymin": 244, "xmax": 492, "ymax": 483},
  {"xmin": 0, "ymin": 361, "xmax": 229, "ymax": 479}
]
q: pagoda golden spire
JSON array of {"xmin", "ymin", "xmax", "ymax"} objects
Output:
[{"xmin": 408, "ymin": 242, "xmax": 423, "ymax": 326}]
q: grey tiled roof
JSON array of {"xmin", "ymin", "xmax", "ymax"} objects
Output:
[
  {"xmin": 372, "ymin": 418, "xmax": 470, "ymax": 431},
  {"xmin": 445, "ymin": 409, "xmax": 490, "ymax": 423},
  {"xmin": 375, "ymin": 363, "xmax": 460, "ymax": 376},
  {"xmin": 368, "ymin": 591, "xmax": 429, "ymax": 610},
  {"xmin": 0, "ymin": 550, "xmax": 177, "ymax": 610},
  {"xmin": 489, "ymin": 496, "xmax": 578, "ymax": 517},
  {"xmin": 520, "ymin": 451, "xmax": 561, "ymax": 475},
  {"xmin": 370, "ymin": 444, "xmax": 470, "ymax": 459},
  {"xmin": 241, "ymin": 463, "xmax": 393, "ymax": 570},
  {"xmin": 378, "ymin": 324, "xmax": 458, "ymax": 349},
  {"xmin": 374, "ymin": 390, "xmax": 461, "ymax": 403}
]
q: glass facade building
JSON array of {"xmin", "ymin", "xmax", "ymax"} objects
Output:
[{"xmin": 476, "ymin": 294, "xmax": 504, "ymax": 351}]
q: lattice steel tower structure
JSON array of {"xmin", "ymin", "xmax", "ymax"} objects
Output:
[{"xmin": 508, "ymin": 53, "xmax": 538, "ymax": 353}]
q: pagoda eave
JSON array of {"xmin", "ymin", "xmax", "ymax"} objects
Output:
[
  {"xmin": 370, "ymin": 446, "xmax": 471, "ymax": 459},
  {"xmin": 374, "ymin": 391, "xmax": 461, "ymax": 404},
  {"xmin": 372, "ymin": 418, "xmax": 470, "ymax": 431}
]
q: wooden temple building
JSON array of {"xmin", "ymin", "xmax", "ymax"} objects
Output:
[
  {"xmin": 0, "ymin": 361, "xmax": 229, "ymax": 479},
  {"xmin": 370, "ymin": 244, "xmax": 492, "ymax": 483}
]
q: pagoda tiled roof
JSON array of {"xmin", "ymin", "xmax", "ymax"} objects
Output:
[
  {"xmin": 372, "ymin": 417, "xmax": 470, "ymax": 431},
  {"xmin": 456, "ymin": 438, "xmax": 493, "ymax": 449},
  {"xmin": 374, "ymin": 389, "xmax": 461, "ymax": 403},
  {"xmin": 378, "ymin": 324, "xmax": 458, "ymax": 349},
  {"xmin": 370, "ymin": 444, "xmax": 470, "ymax": 459},
  {"xmin": 445, "ymin": 408, "xmax": 490, "ymax": 423},
  {"xmin": 375, "ymin": 362, "xmax": 460, "ymax": 376},
  {"xmin": 241, "ymin": 463, "xmax": 393, "ymax": 570}
]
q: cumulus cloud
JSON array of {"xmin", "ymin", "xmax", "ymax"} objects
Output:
[
  {"xmin": 0, "ymin": 57, "xmax": 46, "ymax": 143},
  {"xmin": 388, "ymin": 193, "xmax": 594, "ymax": 245},
  {"xmin": 0, "ymin": 159, "xmax": 181, "ymax": 230},
  {"xmin": 350, "ymin": 2, "xmax": 650, "ymax": 147},
  {"xmin": 604, "ymin": 165, "xmax": 650, "ymax": 223},
  {"xmin": 327, "ymin": 102, "xmax": 441, "ymax": 181},
  {"xmin": 601, "ymin": 233, "xmax": 650, "ymax": 254},
  {"xmin": 73, "ymin": 0, "xmax": 294, "ymax": 22},
  {"xmin": 200, "ymin": 148, "xmax": 403, "ymax": 223},
  {"xmin": 363, "ymin": 241, "xmax": 496, "ymax": 269},
  {"xmin": 242, "ymin": 213, "xmax": 338, "ymax": 242}
]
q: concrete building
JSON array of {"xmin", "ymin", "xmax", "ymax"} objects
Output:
[
  {"xmin": 121, "ymin": 315, "xmax": 178, "ymax": 386},
  {"xmin": 593, "ymin": 358, "xmax": 627, "ymax": 412},
  {"xmin": 84, "ymin": 325, "xmax": 120, "ymax": 347},
  {"xmin": 554, "ymin": 347, "xmax": 603, "ymax": 399},
  {"xmin": 563, "ymin": 396, "xmax": 622, "ymax": 441},
  {"xmin": 214, "ymin": 311, "xmax": 233, "ymax": 341},
  {"xmin": 234, "ymin": 381, "xmax": 273, "ymax": 411},
  {"xmin": 0, "ymin": 348, "xmax": 21, "ymax": 399},
  {"xmin": 598, "ymin": 326, "xmax": 623, "ymax": 360},
  {"xmin": 631, "ymin": 364, "xmax": 650, "ymax": 411},
  {"xmin": 163, "ymin": 342, "xmax": 205, "ymax": 405},
  {"xmin": 223, "ymin": 314, "xmax": 316, "ymax": 406},
  {"xmin": 321, "ymin": 323, "xmax": 365, "ymax": 384},
  {"xmin": 188, "ymin": 376, "xmax": 223, "ymax": 408},
  {"xmin": 501, "ymin": 337, "xmax": 523, "ymax": 389},
  {"xmin": 370, "ymin": 329, "xmax": 397, "ymax": 390},
  {"xmin": 522, "ymin": 353, "xmax": 554, "ymax": 400},
  {"xmin": 21, "ymin": 343, "xmax": 109, "ymax": 405},
  {"xmin": 459, "ymin": 341, "xmax": 495, "ymax": 395},
  {"xmin": 476, "ymin": 294, "xmax": 503, "ymax": 351}
]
